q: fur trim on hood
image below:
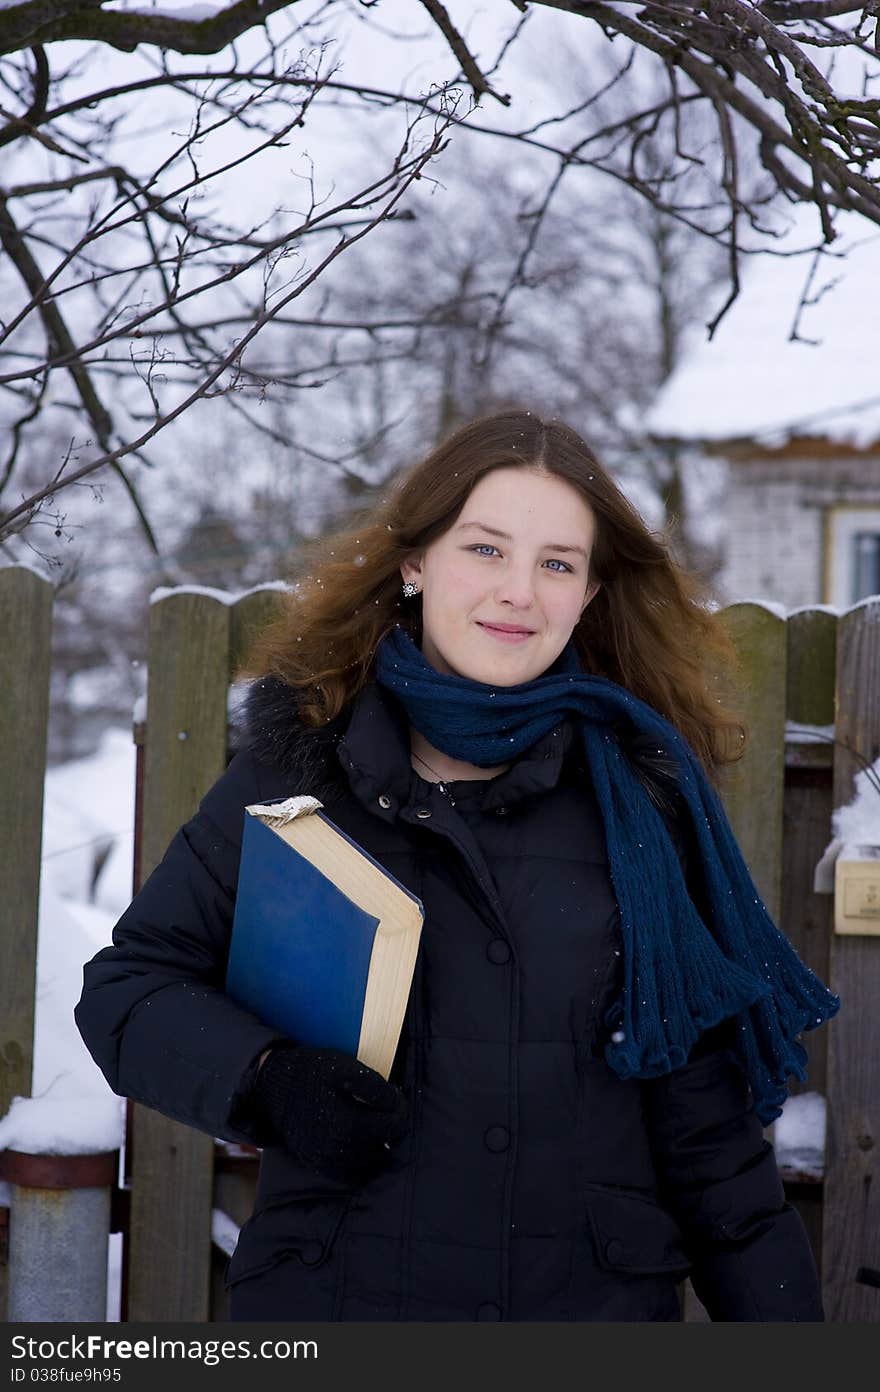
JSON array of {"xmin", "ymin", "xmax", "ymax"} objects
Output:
[{"xmin": 233, "ymin": 674, "xmax": 350, "ymax": 805}]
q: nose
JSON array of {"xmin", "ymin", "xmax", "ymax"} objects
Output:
[{"xmin": 494, "ymin": 561, "xmax": 536, "ymax": 613}]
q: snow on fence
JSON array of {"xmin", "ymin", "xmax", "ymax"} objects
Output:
[{"xmin": 1, "ymin": 567, "xmax": 878, "ymax": 1323}]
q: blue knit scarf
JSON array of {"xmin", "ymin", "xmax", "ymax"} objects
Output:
[{"xmin": 372, "ymin": 623, "xmax": 840, "ymax": 1125}]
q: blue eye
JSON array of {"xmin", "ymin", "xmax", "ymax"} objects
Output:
[{"xmin": 467, "ymin": 544, "xmax": 573, "ymax": 574}]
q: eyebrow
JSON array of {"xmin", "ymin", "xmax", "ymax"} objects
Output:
[{"xmin": 456, "ymin": 521, "xmax": 588, "ymax": 558}]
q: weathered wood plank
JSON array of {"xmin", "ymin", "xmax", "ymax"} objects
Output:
[
  {"xmin": 782, "ymin": 609, "xmax": 837, "ymax": 1103},
  {"xmin": 0, "ymin": 566, "xmax": 53, "ymax": 1322},
  {"xmin": 709, "ymin": 604, "xmax": 788, "ymax": 1188},
  {"xmin": 716, "ymin": 602, "xmax": 788, "ymax": 921},
  {"xmin": 126, "ymin": 591, "xmax": 230, "ymax": 1322},
  {"xmin": 781, "ymin": 768, "xmax": 833, "ymax": 1107},
  {"xmin": 0, "ymin": 567, "xmax": 52, "ymax": 1111},
  {"xmin": 229, "ymin": 585, "xmax": 287, "ymax": 678},
  {"xmin": 823, "ymin": 597, "xmax": 880, "ymax": 1322},
  {"xmin": 787, "ymin": 608, "xmax": 837, "ymax": 730}
]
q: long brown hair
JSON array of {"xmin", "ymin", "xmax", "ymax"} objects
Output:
[{"xmin": 237, "ymin": 410, "xmax": 746, "ymax": 776}]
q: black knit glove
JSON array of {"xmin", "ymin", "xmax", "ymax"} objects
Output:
[{"xmin": 249, "ymin": 1044, "xmax": 409, "ymax": 1185}]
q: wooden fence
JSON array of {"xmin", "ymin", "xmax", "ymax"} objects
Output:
[{"xmin": 1, "ymin": 564, "xmax": 878, "ymax": 1322}]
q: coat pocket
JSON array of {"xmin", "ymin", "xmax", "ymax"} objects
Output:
[
  {"xmin": 224, "ymin": 1189, "xmax": 353, "ymax": 1291},
  {"xmin": 583, "ymin": 1184, "xmax": 693, "ymax": 1277}
]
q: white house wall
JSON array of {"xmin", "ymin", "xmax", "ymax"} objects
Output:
[
  {"xmin": 713, "ymin": 453, "xmax": 880, "ymax": 607},
  {"xmin": 716, "ymin": 472, "xmax": 824, "ymax": 608}
]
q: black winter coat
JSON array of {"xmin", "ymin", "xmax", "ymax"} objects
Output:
[{"xmin": 75, "ymin": 674, "xmax": 825, "ymax": 1322}]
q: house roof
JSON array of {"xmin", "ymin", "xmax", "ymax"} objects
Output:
[{"xmin": 645, "ymin": 203, "xmax": 880, "ymax": 452}]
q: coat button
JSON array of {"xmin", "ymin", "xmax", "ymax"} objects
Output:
[
  {"xmin": 495, "ymin": 805, "xmax": 508, "ymax": 816},
  {"xmin": 486, "ymin": 939, "xmax": 510, "ymax": 965},
  {"xmin": 378, "ymin": 794, "xmax": 392, "ymax": 809},
  {"xmin": 415, "ymin": 807, "xmax": 432, "ymax": 819},
  {"xmin": 299, "ymin": 1240, "xmax": 324, "ymax": 1265},
  {"xmin": 484, "ymin": 1125, "xmax": 509, "ymax": 1152},
  {"xmin": 475, "ymin": 1302, "xmax": 501, "ymax": 1321},
  {"xmin": 604, "ymin": 1239, "xmax": 623, "ymax": 1264}
]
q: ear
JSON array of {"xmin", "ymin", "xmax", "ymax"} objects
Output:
[
  {"xmin": 400, "ymin": 553, "xmax": 424, "ymax": 588},
  {"xmin": 581, "ymin": 578, "xmax": 601, "ymax": 614}
]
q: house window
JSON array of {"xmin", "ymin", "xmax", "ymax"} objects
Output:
[
  {"xmin": 827, "ymin": 508, "xmax": 880, "ymax": 606},
  {"xmin": 853, "ymin": 532, "xmax": 880, "ymax": 603}
]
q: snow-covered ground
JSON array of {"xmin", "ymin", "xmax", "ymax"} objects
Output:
[{"xmin": 0, "ymin": 729, "xmax": 134, "ymax": 1157}]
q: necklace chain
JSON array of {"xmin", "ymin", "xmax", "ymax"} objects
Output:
[
  {"xmin": 411, "ymin": 749, "xmax": 448, "ymax": 781},
  {"xmin": 411, "ymin": 749, "xmax": 455, "ymax": 802},
  {"xmin": 411, "ymin": 746, "xmax": 512, "ymax": 803}
]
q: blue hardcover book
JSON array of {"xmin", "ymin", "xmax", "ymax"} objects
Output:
[{"xmin": 225, "ymin": 796, "xmax": 424, "ymax": 1079}]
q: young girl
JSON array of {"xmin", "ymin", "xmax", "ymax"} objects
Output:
[{"xmin": 75, "ymin": 410, "xmax": 839, "ymax": 1322}]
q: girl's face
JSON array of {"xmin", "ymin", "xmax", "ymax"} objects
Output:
[{"xmin": 401, "ymin": 466, "xmax": 600, "ymax": 687}]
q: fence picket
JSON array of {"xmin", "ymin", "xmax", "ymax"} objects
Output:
[
  {"xmin": 823, "ymin": 598, "xmax": 880, "ymax": 1322},
  {"xmin": 716, "ymin": 601, "xmax": 788, "ymax": 920},
  {"xmin": 0, "ymin": 566, "xmax": 53, "ymax": 1321},
  {"xmin": 125, "ymin": 590, "xmax": 231, "ymax": 1322}
]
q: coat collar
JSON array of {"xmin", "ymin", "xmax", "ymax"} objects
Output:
[
  {"xmin": 238, "ymin": 671, "xmax": 681, "ymax": 822},
  {"xmin": 335, "ymin": 679, "xmax": 577, "ymax": 818},
  {"xmin": 238, "ymin": 672, "xmax": 578, "ymax": 818}
]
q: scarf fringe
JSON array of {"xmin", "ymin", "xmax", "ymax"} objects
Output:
[
  {"xmin": 593, "ymin": 728, "xmax": 840, "ymax": 1121},
  {"xmin": 594, "ymin": 747, "xmax": 775, "ymax": 1081}
]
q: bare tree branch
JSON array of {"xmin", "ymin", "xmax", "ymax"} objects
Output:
[
  {"xmin": 0, "ymin": 91, "xmax": 459, "ymax": 540},
  {"xmin": 417, "ymin": 0, "xmax": 512, "ymax": 104},
  {"xmin": 0, "ymin": 0, "xmax": 297, "ymax": 58}
]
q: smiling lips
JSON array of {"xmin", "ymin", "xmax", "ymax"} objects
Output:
[{"xmin": 478, "ymin": 621, "xmax": 535, "ymax": 643}]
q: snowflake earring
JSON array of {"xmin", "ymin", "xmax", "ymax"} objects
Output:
[{"xmin": 402, "ymin": 581, "xmax": 421, "ymax": 598}]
